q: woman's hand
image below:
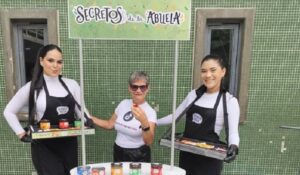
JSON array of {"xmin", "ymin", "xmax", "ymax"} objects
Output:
[
  {"xmin": 224, "ymin": 144, "xmax": 239, "ymax": 163},
  {"xmin": 18, "ymin": 132, "xmax": 32, "ymax": 143},
  {"xmin": 131, "ymin": 104, "xmax": 155, "ymax": 145},
  {"xmin": 18, "ymin": 132, "xmax": 26, "ymax": 139},
  {"xmin": 85, "ymin": 117, "xmax": 94, "ymax": 128},
  {"xmin": 131, "ymin": 104, "xmax": 149, "ymax": 128}
]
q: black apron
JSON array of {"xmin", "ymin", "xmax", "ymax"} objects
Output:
[
  {"xmin": 179, "ymin": 92, "xmax": 223, "ymax": 175},
  {"xmin": 31, "ymin": 77, "xmax": 78, "ymax": 175}
]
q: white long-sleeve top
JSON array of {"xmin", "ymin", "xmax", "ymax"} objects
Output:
[
  {"xmin": 3, "ymin": 74, "xmax": 89, "ymax": 135},
  {"xmin": 157, "ymin": 89, "xmax": 240, "ymax": 146}
]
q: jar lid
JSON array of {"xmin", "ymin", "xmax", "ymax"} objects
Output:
[
  {"xmin": 92, "ymin": 167, "xmax": 105, "ymax": 171},
  {"xmin": 130, "ymin": 162, "xmax": 141, "ymax": 169},
  {"xmin": 151, "ymin": 163, "xmax": 162, "ymax": 168},
  {"xmin": 40, "ymin": 119, "xmax": 49, "ymax": 122},
  {"xmin": 111, "ymin": 162, "xmax": 122, "ymax": 167}
]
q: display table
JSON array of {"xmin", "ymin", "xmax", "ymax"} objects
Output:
[{"xmin": 70, "ymin": 162, "xmax": 186, "ymax": 175}]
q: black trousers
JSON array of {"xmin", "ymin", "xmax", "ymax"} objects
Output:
[
  {"xmin": 31, "ymin": 137, "xmax": 78, "ymax": 175},
  {"xmin": 179, "ymin": 151, "xmax": 223, "ymax": 175},
  {"xmin": 113, "ymin": 143, "xmax": 151, "ymax": 162}
]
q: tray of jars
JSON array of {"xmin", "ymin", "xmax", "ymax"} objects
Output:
[
  {"xmin": 31, "ymin": 119, "xmax": 95, "ymax": 139},
  {"xmin": 160, "ymin": 136, "xmax": 227, "ymax": 160}
]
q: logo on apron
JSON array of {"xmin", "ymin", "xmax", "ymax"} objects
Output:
[
  {"xmin": 123, "ymin": 111, "xmax": 134, "ymax": 121},
  {"xmin": 56, "ymin": 106, "xmax": 69, "ymax": 115},
  {"xmin": 192, "ymin": 113, "xmax": 203, "ymax": 124}
]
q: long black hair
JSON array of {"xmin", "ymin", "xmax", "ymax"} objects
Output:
[
  {"xmin": 28, "ymin": 44, "xmax": 62, "ymax": 125},
  {"xmin": 201, "ymin": 54, "xmax": 228, "ymax": 92}
]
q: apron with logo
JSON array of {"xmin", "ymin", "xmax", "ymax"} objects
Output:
[
  {"xmin": 31, "ymin": 77, "xmax": 77, "ymax": 175},
  {"xmin": 180, "ymin": 92, "xmax": 223, "ymax": 175}
]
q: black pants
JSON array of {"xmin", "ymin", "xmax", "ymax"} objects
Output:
[
  {"xmin": 31, "ymin": 137, "xmax": 78, "ymax": 175},
  {"xmin": 179, "ymin": 151, "xmax": 223, "ymax": 175},
  {"xmin": 113, "ymin": 143, "xmax": 151, "ymax": 162}
]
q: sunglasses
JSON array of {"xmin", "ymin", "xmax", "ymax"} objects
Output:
[{"xmin": 130, "ymin": 84, "xmax": 148, "ymax": 92}]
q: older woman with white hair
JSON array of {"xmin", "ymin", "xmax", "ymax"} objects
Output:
[{"xmin": 92, "ymin": 70, "xmax": 157, "ymax": 162}]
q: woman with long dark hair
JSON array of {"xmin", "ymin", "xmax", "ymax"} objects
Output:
[
  {"xmin": 4, "ymin": 44, "xmax": 92, "ymax": 175},
  {"xmin": 157, "ymin": 55, "xmax": 240, "ymax": 175}
]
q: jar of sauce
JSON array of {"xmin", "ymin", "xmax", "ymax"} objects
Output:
[
  {"xmin": 151, "ymin": 163, "xmax": 162, "ymax": 175},
  {"xmin": 40, "ymin": 119, "xmax": 50, "ymax": 130},
  {"xmin": 77, "ymin": 166, "xmax": 91, "ymax": 175},
  {"xmin": 91, "ymin": 167, "xmax": 105, "ymax": 175},
  {"xmin": 111, "ymin": 162, "xmax": 123, "ymax": 175},
  {"xmin": 129, "ymin": 162, "xmax": 141, "ymax": 175},
  {"xmin": 59, "ymin": 119, "xmax": 69, "ymax": 129}
]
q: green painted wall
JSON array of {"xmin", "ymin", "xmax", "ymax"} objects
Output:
[{"xmin": 0, "ymin": 0, "xmax": 299, "ymax": 174}]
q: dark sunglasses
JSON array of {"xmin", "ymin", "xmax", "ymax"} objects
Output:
[{"xmin": 130, "ymin": 84, "xmax": 148, "ymax": 92}]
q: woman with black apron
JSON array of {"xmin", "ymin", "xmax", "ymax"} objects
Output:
[
  {"xmin": 4, "ymin": 44, "xmax": 92, "ymax": 175},
  {"xmin": 31, "ymin": 77, "xmax": 78, "ymax": 174},
  {"xmin": 179, "ymin": 91, "xmax": 224, "ymax": 174},
  {"xmin": 157, "ymin": 55, "xmax": 240, "ymax": 175}
]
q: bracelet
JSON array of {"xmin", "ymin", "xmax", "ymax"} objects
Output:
[{"xmin": 141, "ymin": 126, "xmax": 150, "ymax": 132}]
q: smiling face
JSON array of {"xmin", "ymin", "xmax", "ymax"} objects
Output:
[
  {"xmin": 129, "ymin": 79, "xmax": 149, "ymax": 105},
  {"xmin": 40, "ymin": 49, "xmax": 63, "ymax": 77},
  {"xmin": 201, "ymin": 59, "xmax": 226, "ymax": 93}
]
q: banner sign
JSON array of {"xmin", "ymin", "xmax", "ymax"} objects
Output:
[{"xmin": 68, "ymin": 0, "xmax": 191, "ymax": 40}]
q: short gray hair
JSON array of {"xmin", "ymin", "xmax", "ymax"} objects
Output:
[{"xmin": 128, "ymin": 71, "xmax": 150, "ymax": 85}]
